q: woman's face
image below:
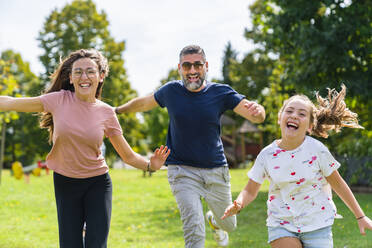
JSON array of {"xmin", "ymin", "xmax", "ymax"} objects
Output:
[
  {"xmin": 278, "ymin": 98, "xmax": 312, "ymax": 140},
  {"xmin": 69, "ymin": 58, "xmax": 103, "ymax": 102}
]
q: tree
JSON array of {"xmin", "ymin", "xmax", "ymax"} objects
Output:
[
  {"xmin": 232, "ymin": 0, "xmax": 372, "ymax": 185},
  {"xmin": 142, "ymin": 69, "xmax": 179, "ymax": 150},
  {"xmin": 0, "ymin": 56, "xmax": 22, "ymax": 184},
  {"xmin": 221, "ymin": 41, "xmax": 238, "ymax": 87},
  {"xmin": 246, "ymin": 0, "xmax": 372, "ymax": 128},
  {"xmin": 37, "ymin": 0, "xmax": 145, "ymax": 162},
  {"xmin": 0, "ymin": 50, "xmax": 50, "ymax": 169}
]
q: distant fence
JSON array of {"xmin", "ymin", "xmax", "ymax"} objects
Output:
[{"xmin": 336, "ymin": 155, "xmax": 372, "ymax": 187}]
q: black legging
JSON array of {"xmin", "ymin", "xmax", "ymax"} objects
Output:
[{"xmin": 53, "ymin": 172, "xmax": 112, "ymax": 248}]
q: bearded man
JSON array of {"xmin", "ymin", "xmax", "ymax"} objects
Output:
[{"xmin": 115, "ymin": 45, "xmax": 265, "ymax": 248}]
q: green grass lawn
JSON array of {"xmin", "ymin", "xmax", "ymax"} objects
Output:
[{"xmin": 0, "ymin": 168, "xmax": 371, "ymax": 248}]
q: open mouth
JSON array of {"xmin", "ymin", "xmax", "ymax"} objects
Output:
[
  {"xmin": 79, "ymin": 83, "xmax": 92, "ymax": 88},
  {"xmin": 286, "ymin": 121, "xmax": 298, "ymax": 130},
  {"xmin": 187, "ymin": 74, "xmax": 199, "ymax": 82}
]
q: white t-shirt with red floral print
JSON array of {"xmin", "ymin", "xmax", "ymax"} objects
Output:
[{"xmin": 248, "ymin": 136, "xmax": 340, "ymax": 233}]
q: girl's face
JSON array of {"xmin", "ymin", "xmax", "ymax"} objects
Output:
[
  {"xmin": 278, "ymin": 98, "xmax": 312, "ymax": 140},
  {"xmin": 69, "ymin": 58, "xmax": 104, "ymax": 102}
]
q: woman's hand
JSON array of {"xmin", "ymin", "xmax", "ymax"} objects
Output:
[{"xmin": 149, "ymin": 145, "xmax": 170, "ymax": 171}]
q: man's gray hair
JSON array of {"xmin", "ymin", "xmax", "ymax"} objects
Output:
[{"xmin": 179, "ymin": 45, "xmax": 206, "ymax": 62}]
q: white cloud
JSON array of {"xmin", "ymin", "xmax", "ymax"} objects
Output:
[{"xmin": 0, "ymin": 0, "xmax": 254, "ymax": 96}]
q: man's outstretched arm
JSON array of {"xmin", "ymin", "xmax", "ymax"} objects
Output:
[{"xmin": 115, "ymin": 94, "xmax": 159, "ymax": 114}]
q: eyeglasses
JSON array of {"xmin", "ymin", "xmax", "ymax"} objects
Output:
[
  {"xmin": 181, "ymin": 61, "xmax": 205, "ymax": 71},
  {"xmin": 71, "ymin": 68, "xmax": 98, "ymax": 79}
]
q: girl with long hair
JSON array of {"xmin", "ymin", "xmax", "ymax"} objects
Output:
[{"xmin": 222, "ymin": 85, "xmax": 371, "ymax": 247}]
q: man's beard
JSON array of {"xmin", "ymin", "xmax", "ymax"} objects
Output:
[{"xmin": 182, "ymin": 73, "xmax": 206, "ymax": 91}]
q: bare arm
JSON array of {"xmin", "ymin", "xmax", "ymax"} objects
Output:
[
  {"xmin": 115, "ymin": 94, "xmax": 159, "ymax": 114},
  {"xmin": 109, "ymin": 134, "xmax": 170, "ymax": 171},
  {"xmin": 221, "ymin": 179, "xmax": 261, "ymax": 219},
  {"xmin": 0, "ymin": 96, "xmax": 44, "ymax": 112},
  {"xmin": 326, "ymin": 170, "xmax": 372, "ymax": 235},
  {"xmin": 233, "ymin": 99, "xmax": 266, "ymax": 124}
]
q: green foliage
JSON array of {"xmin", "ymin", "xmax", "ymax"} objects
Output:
[
  {"xmin": 246, "ymin": 0, "xmax": 372, "ymax": 100},
  {"xmin": 142, "ymin": 69, "xmax": 179, "ymax": 150},
  {"xmin": 37, "ymin": 0, "xmax": 145, "ymax": 159},
  {"xmin": 229, "ymin": 49, "xmax": 275, "ymax": 101},
  {"xmin": 0, "ymin": 57, "xmax": 20, "ymax": 124},
  {"xmin": 217, "ymin": 42, "xmax": 241, "ymax": 127},
  {"xmin": 224, "ymin": 0, "xmax": 372, "ymax": 185},
  {"xmin": 1, "ymin": 50, "xmax": 50, "ymax": 167},
  {"xmin": 331, "ymin": 129, "xmax": 372, "ymax": 186},
  {"xmin": 245, "ymin": 0, "xmax": 372, "ymax": 133},
  {"xmin": 221, "ymin": 41, "xmax": 238, "ymax": 87}
]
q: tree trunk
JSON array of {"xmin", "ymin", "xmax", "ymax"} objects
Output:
[{"xmin": 0, "ymin": 122, "xmax": 6, "ymax": 185}]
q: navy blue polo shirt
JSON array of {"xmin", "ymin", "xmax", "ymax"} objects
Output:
[{"xmin": 154, "ymin": 80, "xmax": 245, "ymax": 168}]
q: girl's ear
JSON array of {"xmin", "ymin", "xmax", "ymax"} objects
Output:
[
  {"xmin": 307, "ymin": 124, "xmax": 313, "ymax": 134},
  {"xmin": 100, "ymin": 72, "xmax": 105, "ymax": 83}
]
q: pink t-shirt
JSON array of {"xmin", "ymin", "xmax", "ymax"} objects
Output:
[{"xmin": 39, "ymin": 90, "xmax": 122, "ymax": 178}]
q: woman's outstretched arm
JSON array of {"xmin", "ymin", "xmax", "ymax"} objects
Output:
[
  {"xmin": 0, "ymin": 96, "xmax": 43, "ymax": 112},
  {"xmin": 109, "ymin": 134, "xmax": 170, "ymax": 171}
]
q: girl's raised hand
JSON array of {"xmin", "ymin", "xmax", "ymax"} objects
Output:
[
  {"xmin": 149, "ymin": 145, "xmax": 170, "ymax": 170},
  {"xmin": 358, "ymin": 216, "xmax": 372, "ymax": 235},
  {"xmin": 221, "ymin": 200, "xmax": 243, "ymax": 220}
]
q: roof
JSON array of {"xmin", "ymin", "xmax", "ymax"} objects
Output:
[
  {"xmin": 220, "ymin": 114, "xmax": 236, "ymax": 126},
  {"xmin": 238, "ymin": 120, "xmax": 260, "ymax": 133}
]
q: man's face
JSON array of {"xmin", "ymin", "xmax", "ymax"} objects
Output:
[{"xmin": 178, "ymin": 53, "xmax": 208, "ymax": 92}]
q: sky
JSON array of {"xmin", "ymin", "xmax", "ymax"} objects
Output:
[{"xmin": 0, "ymin": 0, "xmax": 254, "ymax": 96}]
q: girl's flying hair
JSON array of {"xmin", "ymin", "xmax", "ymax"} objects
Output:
[
  {"xmin": 278, "ymin": 85, "xmax": 363, "ymax": 138},
  {"xmin": 313, "ymin": 84, "xmax": 363, "ymax": 138}
]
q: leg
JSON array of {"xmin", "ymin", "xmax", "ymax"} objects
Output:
[
  {"xmin": 84, "ymin": 173, "xmax": 112, "ymax": 248},
  {"xmin": 168, "ymin": 165, "xmax": 206, "ymax": 248},
  {"xmin": 270, "ymin": 237, "xmax": 303, "ymax": 248},
  {"xmin": 53, "ymin": 172, "xmax": 85, "ymax": 248},
  {"xmin": 204, "ymin": 166, "xmax": 236, "ymax": 232},
  {"xmin": 300, "ymin": 226, "xmax": 333, "ymax": 248}
]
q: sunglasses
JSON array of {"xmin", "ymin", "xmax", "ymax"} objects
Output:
[{"xmin": 181, "ymin": 61, "xmax": 205, "ymax": 70}]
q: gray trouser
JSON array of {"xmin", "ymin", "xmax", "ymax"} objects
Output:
[{"xmin": 167, "ymin": 165, "xmax": 237, "ymax": 248}]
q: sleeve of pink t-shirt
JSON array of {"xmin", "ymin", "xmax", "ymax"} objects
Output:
[
  {"xmin": 104, "ymin": 109, "xmax": 123, "ymax": 137},
  {"xmin": 39, "ymin": 90, "xmax": 65, "ymax": 113}
]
